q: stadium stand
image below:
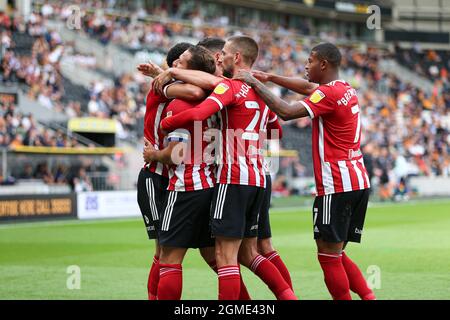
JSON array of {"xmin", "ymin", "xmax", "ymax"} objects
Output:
[{"xmin": 1, "ymin": 0, "xmax": 449, "ymax": 200}]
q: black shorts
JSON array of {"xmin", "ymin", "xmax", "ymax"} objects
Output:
[
  {"xmin": 210, "ymin": 184, "xmax": 265, "ymax": 239},
  {"xmin": 258, "ymin": 175, "xmax": 272, "ymax": 240},
  {"xmin": 137, "ymin": 169, "xmax": 169, "ymax": 239},
  {"xmin": 159, "ymin": 188, "xmax": 215, "ymax": 249},
  {"xmin": 313, "ymin": 189, "xmax": 370, "ymax": 243}
]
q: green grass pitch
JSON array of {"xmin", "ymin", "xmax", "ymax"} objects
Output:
[{"xmin": 0, "ymin": 199, "xmax": 449, "ymax": 300}]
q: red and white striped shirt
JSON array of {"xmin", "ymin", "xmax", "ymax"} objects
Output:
[
  {"xmin": 300, "ymin": 80, "xmax": 370, "ymax": 196},
  {"xmin": 143, "ymin": 88, "xmax": 170, "ymax": 177},
  {"xmin": 165, "ymin": 99, "xmax": 215, "ymax": 192},
  {"xmin": 161, "ymin": 78, "xmax": 268, "ymax": 188}
]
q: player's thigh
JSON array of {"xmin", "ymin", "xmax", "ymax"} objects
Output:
[
  {"xmin": 160, "ymin": 189, "xmax": 214, "ymax": 249},
  {"xmin": 153, "ymin": 174, "xmax": 169, "ymax": 215},
  {"xmin": 244, "ymin": 186, "xmax": 266, "ymax": 238},
  {"xmin": 137, "ymin": 169, "xmax": 159, "ymax": 239},
  {"xmin": 312, "ymin": 192, "xmax": 352, "ymax": 244},
  {"xmin": 347, "ymin": 188, "xmax": 370, "ymax": 243},
  {"xmin": 258, "ymin": 176, "xmax": 272, "ymax": 240},
  {"xmin": 210, "ymin": 184, "xmax": 248, "ymax": 239}
]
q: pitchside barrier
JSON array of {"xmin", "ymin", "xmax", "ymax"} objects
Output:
[
  {"xmin": 2, "ymin": 177, "xmax": 450, "ymax": 223},
  {"xmin": 77, "ymin": 191, "xmax": 140, "ymax": 220},
  {"xmin": 0, "ymin": 193, "xmax": 77, "ymax": 222},
  {"xmin": 0, "ymin": 191, "xmax": 140, "ymax": 223}
]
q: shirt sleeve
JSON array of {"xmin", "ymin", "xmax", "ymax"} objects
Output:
[
  {"xmin": 161, "ymin": 80, "xmax": 235, "ymax": 132},
  {"xmin": 300, "ymin": 86, "xmax": 336, "ymax": 119},
  {"xmin": 146, "ymin": 88, "xmax": 169, "ymax": 107},
  {"xmin": 268, "ymin": 110, "xmax": 278, "ymax": 124},
  {"xmin": 267, "ymin": 117, "xmax": 283, "ymax": 140},
  {"xmin": 163, "ymin": 80, "xmax": 184, "ymax": 99},
  {"xmin": 204, "ymin": 80, "xmax": 235, "ymax": 109}
]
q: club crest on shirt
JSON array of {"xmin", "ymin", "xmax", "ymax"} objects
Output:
[
  {"xmin": 310, "ymin": 89, "xmax": 325, "ymax": 103},
  {"xmin": 166, "ymin": 111, "xmax": 173, "ymax": 117},
  {"xmin": 214, "ymin": 83, "xmax": 230, "ymax": 95}
]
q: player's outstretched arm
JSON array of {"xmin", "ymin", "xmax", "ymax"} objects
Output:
[
  {"xmin": 137, "ymin": 60, "xmax": 164, "ymax": 78},
  {"xmin": 164, "ymin": 82, "xmax": 206, "ymax": 101},
  {"xmin": 161, "ymin": 97, "xmax": 221, "ymax": 132},
  {"xmin": 235, "ymin": 70, "xmax": 309, "ymax": 121},
  {"xmin": 154, "ymin": 68, "xmax": 222, "ymax": 94},
  {"xmin": 253, "ymin": 70, "xmax": 318, "ymax": 96}
]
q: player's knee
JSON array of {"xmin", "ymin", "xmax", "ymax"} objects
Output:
[
  {"xmin": 257, "ymin": 238, "xmax": 274, "ymax": 255},
  {"xmin": 199, "ymin": 246, "xmax": 215, "ymax": 263},
  {"xmin": 154, "ymin": 241, "xmax": 161, "ymax": 257},
  {"xmin": 316, "ymin": 239, "xmax": 344, "ymax": 254},
  {"xmin": 159, "ymin": 247, "xmax": 186, "ymax": 264},
  {"xmin": 238, "ymin": 241, "xmax": 259, "ymax": 268},
  {"xmin": 215, "ymin": 244, "xmax": 239, "ymax": 266}
]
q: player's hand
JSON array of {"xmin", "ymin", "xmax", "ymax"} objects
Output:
[
  {"xmin": 234, "ymin": 69, "xmax": 258, "ymax": 87},
  {"xmin": 143, "ymin": 136, "xmax": 151, "ymax": 147},
  {"xmin": 153, "ymin": 69, "xmax": 173, "ymax": 96},
  {"xmin": 251, "ymin": 70, "xmax": 272, "ymax": 83},
  {"xmin": 143, "ymin": 143, "xmax": 157, "ymax": 163},
  {"xmin": 137, "ymin": 61, "xmax": 163, "ymax": 78}
]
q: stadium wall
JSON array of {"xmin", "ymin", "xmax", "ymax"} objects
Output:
[
  {"xmin": 1, "ymin": 179, "xmax": 450, "ymax": 223},
  {"xmin": 0, "ymin": 193, "xmax": 77, "ymax": 222},
  {"xmin": 77, "ymin": 191, "xmax": 140, "ymax": 220}
]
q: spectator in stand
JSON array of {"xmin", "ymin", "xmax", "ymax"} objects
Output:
[
  {"xmin": 19, "ymin": 163, "xmax": 34, "ymax": 179},
  {"xmin": 72, "ymin": 167, "xmax": 93, "ymax": 192},
  {"xmin": 34, "ymin": 162, "xmax": 54, "ymax": 184}
]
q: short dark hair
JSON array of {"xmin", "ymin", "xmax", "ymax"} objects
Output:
[
  {"xmin": 186, "ymin": 45, "xmax": 216, "ymax": 74},
  {"xmin": 227, "ymin": 36, "xmax": 259, "ymax": 67},
  {"xmin": 311, "ymin": 43, "xmax": 342, "ymax": 68},
  {"xmin": 166, "ymin": 42, "xmax": 194, "ymax": 67},
  {"xmin": 197, "ymin": 37, "xmax": 225, "ymax": 54}
]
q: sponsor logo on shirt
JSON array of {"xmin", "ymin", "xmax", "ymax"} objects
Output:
[
  {"xmin": 214, "ymin": 83, "xmax": 230, "ymax": 95},
  {"xmin": 310, "ymin": 89, "xmax": 325, "ymax": 103}
]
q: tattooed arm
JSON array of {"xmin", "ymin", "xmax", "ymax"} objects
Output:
[{"xmin": 234, "ymin": 70, "xmax": 310, "ymax": 121}]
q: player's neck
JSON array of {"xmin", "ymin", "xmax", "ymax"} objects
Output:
[
  {"xmin": 319, "ymin": 71, "xmax": 339, "ymax": 85},
  {"xmin": 233, "ymin": 65, "xmax": 250, "ymax": 77}
]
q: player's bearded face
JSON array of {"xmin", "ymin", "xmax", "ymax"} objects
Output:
[{"xmin": 220, "ymin": 43, "xmax": 235, "ymax": 78}]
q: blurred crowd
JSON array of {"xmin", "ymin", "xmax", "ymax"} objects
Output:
[
  {"xmin": 0, "ymin": 102, "xmax": 81, "ymax": 148},
  {"xmin": 0, "ymin": 1, "xmax": 449, "ymax": 200}
]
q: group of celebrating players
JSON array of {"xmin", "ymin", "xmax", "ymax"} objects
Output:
[{"xmin": 136, "ymin": 35, "xmax": 376, "ymax": 301}]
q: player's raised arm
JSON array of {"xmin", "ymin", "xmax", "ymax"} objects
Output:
[
  {"xmin": 161, "ymin": 81, "xmax": 235, "ymax": 131},
  {"xmin": 235, "ymin": 70, "xmax": 309, "ymax": 121},
  {"xmin": 163, "ymin": 82, "xmax": 206, "ymax": 101},
  {"xmin": 154, "ymin": 68, "xmax": 222, "ymax": 94},
  {"xmin": 137, "ymin": 60, "xmax": 164, "ymax": 78},
  {"xmin": 253, "ymin": 70, "xmax": 318, "ymax": 96}
]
